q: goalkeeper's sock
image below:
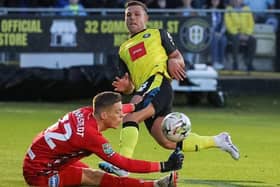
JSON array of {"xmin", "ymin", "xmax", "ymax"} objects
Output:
[
  {"xmin": 119, "ymin": 121, "xmax": 139, "ymax": 158},
  {"xmin": 182, "ymin": 132, "xmax": 216, "ymax": 152},
  {"xmin": 100, "ymin": 172, "xmax": 154, "ymax": 187}
]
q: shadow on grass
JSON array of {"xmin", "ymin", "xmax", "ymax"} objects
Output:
[{"xmin": 180, "ymin": 179, "xmax": 277, "ymax": 187}]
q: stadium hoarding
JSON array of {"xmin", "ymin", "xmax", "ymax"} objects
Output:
[{"xmin": 0, "ymin": 15, "xmax": 211, "ymax": 53}]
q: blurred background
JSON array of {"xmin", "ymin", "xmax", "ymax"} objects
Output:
[{"xmin": 0, "ymin": 0, "xmax": 279, "ymax": 102}]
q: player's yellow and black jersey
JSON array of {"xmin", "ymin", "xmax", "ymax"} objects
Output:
[{"xmin": 118, "ymin": 28, "xmax": 177, "ymax": 91}]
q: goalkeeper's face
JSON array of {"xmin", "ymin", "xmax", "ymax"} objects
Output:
[
  {"xmin": 104, "ymin": 102, "xmax": 124, "ymax": 129},
  {"xmin": 125, "ymin": 5, "xmax": 148, "ymax": 35}
]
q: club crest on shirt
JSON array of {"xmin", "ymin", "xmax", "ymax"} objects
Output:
[
  {"xmin": 143, "ymin": 33, "xmax": 151, "ymax": 38},
  {"xmin": 102, "ymin": 143, "xmax": 115, "ymax": 157}
]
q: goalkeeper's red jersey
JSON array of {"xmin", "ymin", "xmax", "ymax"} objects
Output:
[{"xmin": 23, "ymin": 106, "xmax": 159, "ymax": 177}]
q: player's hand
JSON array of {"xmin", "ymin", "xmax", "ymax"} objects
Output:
[
  {"xmin": 160, "ymin": 148, "xmax": 184, "ymax": 172},
  {"xmin": 168, "ymin": 59, "xmax": 186, "ymax": 81},
  {"xmin": 112, "ymin": 73, "xmax": 134, "ymax": 94}
]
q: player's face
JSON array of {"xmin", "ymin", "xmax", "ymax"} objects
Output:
[
  {"xmin": 211, "ymin": 0, "xmax": 220, "ymax": 7},
  {"xmin": 125, "ymin": 5, "xmax": 148, "ymax": 35},
  {"xmin": 105, "ymin": 102, "xmax": 124, "ymax": 129}
]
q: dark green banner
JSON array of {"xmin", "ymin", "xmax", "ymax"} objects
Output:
[{"xmin": 0, "ymin": 15, "xmax": 211, "ymax": 53}]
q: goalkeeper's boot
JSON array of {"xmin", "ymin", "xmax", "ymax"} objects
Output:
[
  {"xmin": 154, "ymin": 171, "xmax": 178, "ymax": 187},
  {"xmin": 98, "ymin": 161, "xmax": 129, "ymax": 177},
  {"xmin": 214, "ymin": 132, "xmax": 240, "ymax": 160}
]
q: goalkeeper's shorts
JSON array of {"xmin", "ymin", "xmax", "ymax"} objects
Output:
[{"xmin": 23, "ymin": 161, "xmax": 88, "ymax": 187}]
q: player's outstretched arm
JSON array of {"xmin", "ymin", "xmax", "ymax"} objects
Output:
[{"xmin": 104, "ymin": 149, "xmax": 184, "ymax": 174}]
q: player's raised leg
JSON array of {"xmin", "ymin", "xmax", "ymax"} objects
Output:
[
  {"xmin": 150, "ymin": 118, "xmax": 240, "ymax": 160},
  {"xmin": 214, "ymin": 132, "xmax": 240, "ymax": 160},
  {"xmin": 182, "ymin": 132, "xmax": 239, "ymax": 159}
]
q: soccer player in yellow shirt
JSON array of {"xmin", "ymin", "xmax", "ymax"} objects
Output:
[{"xmin": 99, "ymin": 0, "xmax": 240, "ymax": 176}]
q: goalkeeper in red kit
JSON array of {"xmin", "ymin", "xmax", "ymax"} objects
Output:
[{"xmin": 22, "ymin": 91, "xmax": 183, "ymax": 187}]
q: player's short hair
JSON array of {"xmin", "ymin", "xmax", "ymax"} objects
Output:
[
  {"xmin": 93, "ymin": 91, "xmax": 122, "ymax": 115},
  {"xmin": 125, "ymin": 0, "xmax": 148, "ymax": 13}
]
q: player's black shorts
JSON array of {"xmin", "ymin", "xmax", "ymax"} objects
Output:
[{"xmin": 134, "ymin": 74, "xmax": 173, "ymax": 132}]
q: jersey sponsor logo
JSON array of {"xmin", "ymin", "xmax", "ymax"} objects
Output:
[
  {"xmin": 48, "ymin": 174, "xmax": 59, "ymax": 187},
  {"xmin": 102, "ymin": 143, "xmax": 115, "ymax": 157},
  {"xmin": 129, "ymin": 42, "xmax": 147, "ymax": 61}
]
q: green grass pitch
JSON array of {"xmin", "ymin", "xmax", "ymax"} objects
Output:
[{"xmin": 0, "ymin": 95, "xmax": 279, "ymax": 187}]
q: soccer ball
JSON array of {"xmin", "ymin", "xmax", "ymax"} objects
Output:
[{"xmin": 161, "ymin": 112, "xmax": 191, "ymax": 142}]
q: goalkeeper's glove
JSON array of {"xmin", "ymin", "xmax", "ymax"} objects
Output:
[{"xmin": 160, "ymin": 147, "xmax": 184, "ymax": 172}]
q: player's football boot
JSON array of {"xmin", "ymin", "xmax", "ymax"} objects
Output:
[
  {"xmin": 98, "ymin": 161, "xmax": 129, "ymax": 177},
  {"xmin": 154, "ymin": 171, "xmax": 178, "ymax": 187},
  {"xmin": 214, "ymin": 132, "xmax": 240, "ymax": 160}
]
